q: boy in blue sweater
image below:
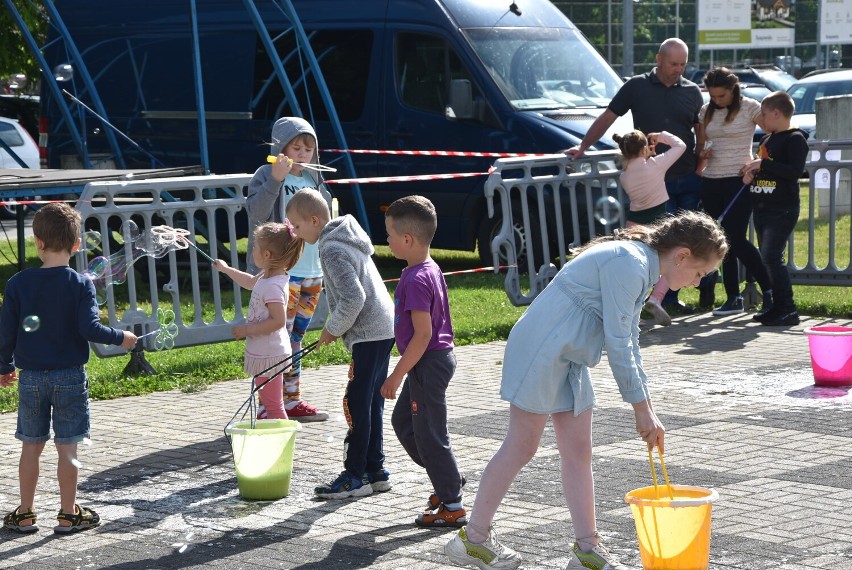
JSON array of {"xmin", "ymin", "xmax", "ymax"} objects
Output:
[{"xmin": 0, "ymin": 203, "xmax": 137, "ymax": 534}]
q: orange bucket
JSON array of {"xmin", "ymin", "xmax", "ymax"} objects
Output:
[
  {"xmin": 625, "ymin": 448, "xmax": 719, "ymax": 569},
  {"xmin": 625, "ymin": 485, "xmax": 718, "ymax": 570}
]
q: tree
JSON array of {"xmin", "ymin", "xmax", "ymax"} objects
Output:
[{"xmin": 0, "ymin": 1, "xmax": 47, "ymax": 94}]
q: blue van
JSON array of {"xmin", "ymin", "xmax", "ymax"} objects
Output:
[{"xmin": 41, "ymin": 0, "xmax": 632, "ymax": 262}]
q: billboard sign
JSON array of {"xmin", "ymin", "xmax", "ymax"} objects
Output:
[{"xmin": 698, "ymin": 0, "xmax": 795, "ymax": 49}]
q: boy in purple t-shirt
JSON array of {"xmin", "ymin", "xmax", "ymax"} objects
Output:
[{"xmin": 381, "ymin": 195, "xmax": 465, "ymax": 528}]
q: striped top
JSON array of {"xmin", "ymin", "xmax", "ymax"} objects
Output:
[{"xmin": 699, "ymin": 97, "xmax": 761, "ymax": 178}]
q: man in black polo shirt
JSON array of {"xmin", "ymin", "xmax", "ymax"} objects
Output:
[{"xmin": 566, "ymin": 37, "xmax": 716, "ymax": 312}]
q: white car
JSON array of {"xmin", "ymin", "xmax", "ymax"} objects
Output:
[
  {"xmin": 787, "ymin": 69, "xmax": 852, "ymax": 139},
  {"xmin": 0, "ymin": 115, "xmax": 40, "ymax": 219}
]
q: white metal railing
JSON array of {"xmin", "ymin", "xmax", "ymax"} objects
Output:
[{"xmin": 486, "ymin": 142, "xmax": 852, "ymax": 306}]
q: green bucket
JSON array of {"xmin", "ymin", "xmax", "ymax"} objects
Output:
[{"xmin": 225, "ymin": 419, "xmax": 301, "ymax": 500}]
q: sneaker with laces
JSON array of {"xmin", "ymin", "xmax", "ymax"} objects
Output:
[
  {"xmin": 416, "ymin": 504, "xmax": 468, "ymax": 528},
  {"xmin": 643, "ymin": 298, "xmax": 672, "ymax": 327},
  {"xmin": 444, "ymin": 526, "xmax": 521, "ymax": 569},
  {"xmin": 286, "ymin": 400, "xmax": 329, "ymax": 422},
  {"xmin": 367, "ymin": 469, "xmax": 392, "ymax": 492},
  {"xmin": 712, "ymin": 296, "xmax": 744, "ymax": 316},
  {"xmin": 315, "ymin": 471, "xmax": 373, "ymax": 500},
  {"xmin": 567, "ymin": 541, "xmax": 629, "ymax": 570}
]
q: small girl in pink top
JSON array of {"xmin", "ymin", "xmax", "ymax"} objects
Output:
[
  {"xmin": 615, "ymin": 130, "xmax": 686, "ymax": 326},
  {"xmin": 213, "ymin": 222, "xmax": 305, "ymax": 418}
]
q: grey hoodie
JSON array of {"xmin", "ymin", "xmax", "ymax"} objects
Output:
[
  {"xmin": 245, "ymin": 117, "xmax": 331, "ymax": 271},
  {"xmin": 318, "ymin": 215, "xmax": 394, "ymax": 352}
]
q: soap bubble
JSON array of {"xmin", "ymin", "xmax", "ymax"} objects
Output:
[
  {"xmin": 22, "ymin": 315, "xmax": 40, "ymax": 332},
  {"xmin": 82, "ymin": 230, "xmax": 102, "ymax": 252},
  {"xmin": 82, "ymin": 437, "xmax": 92, "ymax": 446},
  {"xmin": 325, "ymin": 436, "xmax": 334, "ymax": 443},
  {"xmin": 70, "ymin": 458, "xmax": 82, "ymax": 469},
  {"xmin": 593, "ymin": 195, "xmax": 622, "ymax": 227},
  {"xmin": 53, "ymin": 63, "xmax": 74, "ymax": 82}
]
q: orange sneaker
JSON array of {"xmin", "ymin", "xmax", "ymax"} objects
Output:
[{"xmin": 415, "ymin": 504, "xmax": 467, "ymax": 528}]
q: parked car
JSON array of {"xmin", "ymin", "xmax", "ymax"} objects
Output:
[
  {"xmin": 0, "ymin": 115, "xmax": 40, "ymax": 219},
  {"xmin": 0, "ymin": 94, "xmax": 39, "ymax": 141},
  {"xmin": 691, "ymin": 66, "xmax": 797, "ymax": 93},
  {"xmin": 786, "ymin": 68, "xmax": 852, "ymax": 139}
]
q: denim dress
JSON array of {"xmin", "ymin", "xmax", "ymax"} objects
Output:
[{"xmin": 500, "ymin": 240, "xmax": 657, "ymax": 415}]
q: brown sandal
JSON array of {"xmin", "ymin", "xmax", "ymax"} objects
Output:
[
  {"xmin": 3, "ymin": 507, "xmax": 38, "ymax": 534},
  {"xmin": 54, "ymin": 504, "xmax": 100, "ymax": 534}
]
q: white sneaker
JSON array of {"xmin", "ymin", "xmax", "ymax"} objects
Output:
[
  {"xmin": 643, "ymin": 298, "xmax": 671, "ymax": 327},
  {"xmin": 444, "ymin": 526, "xmax": 522, "ymax": 569},
  {"xmin": 566, "ymin": 541, "xmax": 630, "ymax": 570}
]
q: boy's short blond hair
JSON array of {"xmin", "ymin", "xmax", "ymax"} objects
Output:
[
  {"xmin": 385, "ymin": 195, "xmax": 437, "ymax": 245},
  {"xmin": 32, "ymin": 203, "xmax": 81, "ymax": 253},
  {"xmin": 762, "ymin": 91, "xmax": 795, "ymax": 118},
  {"xmin": 286, "ymin": 188, "xmax": 330, "ymax": 220}
]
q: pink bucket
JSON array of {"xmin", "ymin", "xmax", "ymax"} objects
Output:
[{"xmin": 803, "ymin": 326, "xmax": 852, "ymax": 387}]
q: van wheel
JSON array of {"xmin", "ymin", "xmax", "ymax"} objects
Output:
[{"xmin": 477, "ymin": 205, "xmax": 543, "ymax": 272}]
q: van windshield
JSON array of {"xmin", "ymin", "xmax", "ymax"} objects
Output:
[{"xmin": 464, "ymin": 27, "xmax": 623, "ymax": 110}]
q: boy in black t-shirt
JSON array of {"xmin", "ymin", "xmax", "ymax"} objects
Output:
[{"xmin": 741, "ymin": 91, "xmax": 809, "ymax": 327}]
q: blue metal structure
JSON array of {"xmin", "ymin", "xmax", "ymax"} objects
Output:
[{"xmin": 5, "ymin": 0, "xmax": 368, "ymax": 229}]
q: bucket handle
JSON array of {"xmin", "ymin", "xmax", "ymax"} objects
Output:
[
  {"xmin": 647, "ymin": 446, "xmax": 674, "ymax": 500},
  {"xmin": 223, "ymin": 340, "xmax": 319, "ymax": 445}
]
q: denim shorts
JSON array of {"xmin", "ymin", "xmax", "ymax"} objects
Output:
[{"xmin": 16, "ymin": 366, "xmax": 90, "ymax": 445}]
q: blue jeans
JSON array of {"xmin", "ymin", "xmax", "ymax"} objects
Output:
[
  {"xmin": 16, "ymin": 366, "xmax": 90, "ymax": 445},
  {"xmin": 665, "ymin": 171, "xmax": 702, "ymax": 214},
  {"xmin": 342, "ymin": 338, "xmax": 394, "ymax": 477},
  {"xmin": 753, "ymin": 204, "xmax": 799, "ymax": 309}
]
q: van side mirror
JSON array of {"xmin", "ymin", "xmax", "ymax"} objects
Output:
[{"xmin": 446, "ymin": 79, "xmax": 474, "ymax": 120}]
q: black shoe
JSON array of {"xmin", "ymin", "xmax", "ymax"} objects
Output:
[
  {"xmin": 753, "ymin": 290, "xmax": 774, "ymax": 321},
  {"xmin": 761, "ymin": 310, "xmax": 800, "ymax": 327},
  {"xmin": 663, "ymin": 301, "xmax": 696, "ymax": 315}
]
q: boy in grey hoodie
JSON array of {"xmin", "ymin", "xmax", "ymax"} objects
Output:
[
  {"xmin": 246, "ymin": 117, "xmax": 331, "ymax": 422},
  {"xmin": 286, "ymin": 189, "xmax": 396, "ymax": 500}
]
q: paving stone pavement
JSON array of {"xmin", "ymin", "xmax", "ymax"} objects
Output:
[{"xmin": 1, "ymin": 312, "xmax": 852, "ymax": 569}]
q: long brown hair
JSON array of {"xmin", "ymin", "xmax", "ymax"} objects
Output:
[
  {"xmin": 573, "ymin": 210, "xmax": 728, "ymax": 262},
  {"xmin": 702, "ymin": 67, "xmax": 742, "ymax": 128}
]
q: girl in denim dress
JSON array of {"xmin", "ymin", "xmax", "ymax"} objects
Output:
[{"xmin": 445, "ymin": 211, "xmax": 727, "ymax": 570}]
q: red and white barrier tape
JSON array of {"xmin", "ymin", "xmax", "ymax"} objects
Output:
[
  {"xmin": 384, "ymin": 265, "xmax": 513, "ymax": 282},
  {"xmin": 325, "ymin": 171, "xmax": 487, "ymax": 185},
  {"xmin": 323, "ymin": 149, "xmax": 546, "ymax": 158}
]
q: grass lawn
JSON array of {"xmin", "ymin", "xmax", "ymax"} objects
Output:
[{"xmin": 0, "ymin": 198, "xmax": 849, "ymax": 412}]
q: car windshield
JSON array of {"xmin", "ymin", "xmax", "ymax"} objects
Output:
[
  {"xmin": 788, "ymin": 79, "xmax": 852, "ymax": 114},
  {"xmin": 463, "ymin": 27, "xmax": 623, "ymax": 110}
]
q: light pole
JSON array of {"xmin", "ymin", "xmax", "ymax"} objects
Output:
[{"xmin": 623, "ymin": 0, "xmax": 635, "ymax": 76}]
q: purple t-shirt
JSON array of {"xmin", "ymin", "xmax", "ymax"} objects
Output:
[{"xmin": 394, "ymin": 259, "xmax": 454, "ymax": 355}]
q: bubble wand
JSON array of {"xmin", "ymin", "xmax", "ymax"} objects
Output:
[
  {"xmin": 147, "ymin": 226, "xmax": 216, "ymax": 263},
  {"xmin": 266, "ymin": 155, "xmax": 337, "ymax": 172},
  {"xmin": 137, "ymin": 308, "xmax": 180, "ymax": 350}
]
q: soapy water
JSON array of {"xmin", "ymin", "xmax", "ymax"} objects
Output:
[{"xmin": 82, "ymin": 221, "xmax": 209, "ymax": 305}]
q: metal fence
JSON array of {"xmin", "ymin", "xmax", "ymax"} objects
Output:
[
  {"xmin": 485, "ymin": 141, "xmax": 852, "ymax": 306},
  {"xmin": 74, "ymin": 175, "xmax": 251, "ymax": 357}
]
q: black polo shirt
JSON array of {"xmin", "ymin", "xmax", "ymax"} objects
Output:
[{"xmin": 608, "ymin": 69, "xmax": 703, "ymax": 181}]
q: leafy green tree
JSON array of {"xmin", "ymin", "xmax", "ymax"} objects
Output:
[{"xmin": 0, "ymin": 1, "xmax": 47, "ymax": 94}]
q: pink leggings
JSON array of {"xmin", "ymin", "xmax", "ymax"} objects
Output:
[
  {"xmin": 255, "ymin": 375, "xmax": 288, "ymax": 419},
  {"xmin": 627, "ymin": 220, "xmax": 669, "ymax": 302}
]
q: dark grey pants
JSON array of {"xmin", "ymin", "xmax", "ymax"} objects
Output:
[{"xmin": 391, "ymin": 348, "xmax": 463, "ymax": 504}]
